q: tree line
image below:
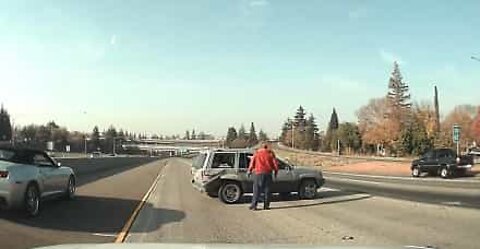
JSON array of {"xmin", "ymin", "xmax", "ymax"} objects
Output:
[
  {"xmin": 280, "ymin": 62, "xmax": 480, "ymax": 156},
  {"xmin": 225, "ymin": 122, "xmax": 268, "ymax": 148}
]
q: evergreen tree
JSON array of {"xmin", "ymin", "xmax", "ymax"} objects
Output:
[
  {"xmin": 328, "ymin": 108, "xmax": 339, "ymax": 130},
  {"xmin": 337, "ymin": 122, "xmax": 362, "ymax": 154},
  {"xmin": 248, "ymin": 122, "xmax": 258, "ymax": 147},
  {"xmin": 238, "ymin": 125, "xmax": 247, "ymax": 140},
  {"xmin": 225, "ymin": 127, "xmax": 238, "ymax": 147},
  {"xmin": 91, "ymin": 126, "xmax": 101, "ymax": 151},
  {"xmin": 258, "ymin": 129, "xmax": 268, "ymax": 142},
  {"xmin": 0, "ymin": 105, "xmax": 12, "ymax": 142},
  {"xmin": 280, "ymin": 119, "xmax": 292, "ymax": 145},
  {"xmin": 305, "ymin": 114, "xmax": 319, "ymax": 150},
  {"xmin": 185, "ymin": 130, "xmax": 190, "ymax": 140},
  {"xmin": 191, "ymin": 129, "xmax": 196, "ymax": 140},
  {"xmin": 387, "ymin": 61, "xmax": 412, "ymax": 126},
  {"xmin": 322, "ymin": 108, "xmax": 339, "ymax": 152},
  {"xmin": 294, "ymin": 106, "xmax": 307, "ymax": 127},
  {"xmin": 292, "ymin": 106, "xmax": 307, "ymax": 148}
]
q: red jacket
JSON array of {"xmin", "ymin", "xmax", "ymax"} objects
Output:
[{"xmin": 248, "ymin": 148, "xmax": 279, "ymax": 175}]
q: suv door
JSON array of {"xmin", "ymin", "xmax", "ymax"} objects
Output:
[
  {"xmin": 271, "ymin": 159, "xmax": 295, "ymax": 193},
  {"xmin": 238, "ymin": 153, "xmax": 254, "ymax": 193}
]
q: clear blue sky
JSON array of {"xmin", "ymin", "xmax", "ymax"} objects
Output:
[{"xmin": 0, "ymin": 0, "xmax": 479, "ymax": 137}]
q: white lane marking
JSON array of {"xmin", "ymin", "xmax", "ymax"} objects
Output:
[
  {"xmin": 441, "ymin": 201, "xmax": 462, "ymax": 206},
  {"xmin": 318, "ymin": 187, "xmax": 340, "ymax": 192},
  {"xmin": 404, "ymin": 245, "xmax": 437, "ymax": 249},
  {"xmin": 92, "ymin": 233, "xmax": 118, "ymax": 237},
  {"xmin": 325, "ymin": 171, "xmax": 480, "ymax": 183}
]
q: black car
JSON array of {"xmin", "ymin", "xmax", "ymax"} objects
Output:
[{"xmin": 411, "ymin": 148, "xmax": 474, "ymax": 178}]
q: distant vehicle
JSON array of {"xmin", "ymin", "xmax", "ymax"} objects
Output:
[
  {"xmin": 90, "ymin": 151, "xmax": 102, "ymax": 158},
  {"xmin": 0, "ymin": 147, "xmax": 76, "ymax": 216},
  {"xmin": 191, "ymin": 149, "xmax": 325, "ymax": 204},
  {"xmin": 411, "ymin": 148, "xmax": 474, "ymax": 178},
  {"xmin": 467, "ymin": 147, "xmax": 480, "ymax": 156}
]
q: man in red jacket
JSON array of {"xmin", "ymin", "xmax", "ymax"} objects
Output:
[{"xmin": 248, "ymin": 143, "xmax": 279, "ymax": 210}]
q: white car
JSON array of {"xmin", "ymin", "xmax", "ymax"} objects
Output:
[{"xmin": 0, "ymin": 147, "xmax": 76, "ymax": 216}]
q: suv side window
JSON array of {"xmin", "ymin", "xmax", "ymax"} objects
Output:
[
  {"xmin": 33, "ymin": 153, "xmax": 53, "ymax": 167},
  {"xmin": 423, "ymin": 151, "xmax": 433, "ymax": 159},
  {"xmin": 239, "ymin": 153, "xmax": 253, "ymax": 169},
  {"xmin": 437, "ymin": 150, "xmax": 453, "ymax": 159},
  {"xmin": 211, "ymin": 153, "xmax": 235, "ymax": 169}
]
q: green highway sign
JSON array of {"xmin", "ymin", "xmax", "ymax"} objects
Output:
[{"xmin": 453, "ymin": 125, "xmax": 461, "ymax": 143}]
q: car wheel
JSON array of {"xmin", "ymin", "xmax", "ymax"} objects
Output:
[
  {"xmin": 440, "ymin": 167, "xmax": 450, "ymax": 179},
  {"xmin": 411, "ymin": 166, "xmax": 420, "ymax": 177},
  {"xmin": 299, "ymin": 179, "xmax": 317, "ymax": 199},
  {"xmin": 24, "ymin": 184, "xmax": 40, "ymax": 217},
  {"xmin": 218, "ymin": 182, "xmax": 242, "ymax": 204},
  {"xmin": 64, "ymin": 176, "xmax": 76, "ymax": 200}
]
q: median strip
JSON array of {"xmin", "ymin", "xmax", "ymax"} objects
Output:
[{"xmin": 115, "ymin": 162, "xmax": 166, "ymax": 243}]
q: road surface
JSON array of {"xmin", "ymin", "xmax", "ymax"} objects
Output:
[
  {"xmin": 0, "ymin": 157, "xmax": 165, "ymax": 249},
  {"xmin": 127, "ymin": 158, "xmax": 480, "ymax": 249},
  {"xmin": 324, "ymin": 172, "xmax": 480, "ymax": 209}
]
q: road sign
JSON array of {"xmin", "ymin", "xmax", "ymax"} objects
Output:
[{"xmin": 453, "ymin": 125, "xmax": 461, "ymax": 143}]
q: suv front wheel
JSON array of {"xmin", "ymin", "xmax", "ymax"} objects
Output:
[
  {"xmin": 299, "ymin": 179, "xmax": 317, "ymax": 199},
  {"xmin": 218, "ymin": 181, "xmax": 243, "ymax": 204}
]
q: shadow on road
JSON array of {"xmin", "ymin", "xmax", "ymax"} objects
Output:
[
  {"xmin": 240, "ymin": 190, "xmax": 370, "ymax": 210},
  {"xmin": 0, "ymin": 195, "xmax": 185, "ymax": 234}
]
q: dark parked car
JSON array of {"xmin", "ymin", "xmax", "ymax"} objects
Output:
[{"xmin": 411, "ymin": 148, "xmax": 474, "ymax": 178}]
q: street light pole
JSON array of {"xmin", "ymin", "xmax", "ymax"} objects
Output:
[{"xmin": 84, "ymin": 136, "xmax": 88, "ymax": 154}]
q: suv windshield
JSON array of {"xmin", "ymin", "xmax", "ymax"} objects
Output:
[{"xmin": 192, "ymin": 153, "xmax": 207, "ymax": 169}]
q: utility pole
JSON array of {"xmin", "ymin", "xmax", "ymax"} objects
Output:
[
  {"xmin": 337, "ymin": 139, "xmax": 340, "ymax": 156},
  {"xmin": 84, "ymin": 136, "xmax": 88, "ymax": 154},
  {"xmin": 113, "ymin": 137, "xmax": 116, "ymax": 155},
  {"xmin": 292, "ymin": 127, "xmax": 295, "ymax": 149}
]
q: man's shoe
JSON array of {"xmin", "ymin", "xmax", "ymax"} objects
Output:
[
  {"xmin": 249, "ymin": 206, "xmax": 258, "ymax": 211},
  {"xmin": 263, "ymin": 207, "xmax": 271, "ymax": 210}
]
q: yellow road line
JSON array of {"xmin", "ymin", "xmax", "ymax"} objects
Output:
[{"xmin": 115, "ymin": 162, "xmax": 166, "ymax": 243}]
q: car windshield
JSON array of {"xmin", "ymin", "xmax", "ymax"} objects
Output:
[{"xmin": 1, "ymin": 1, "xmax": 480, "ymax": 249}]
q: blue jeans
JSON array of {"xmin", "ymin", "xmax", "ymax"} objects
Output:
[{"xmin": 250, "ymin": 173, "xmax": 272, "ymax": 209}]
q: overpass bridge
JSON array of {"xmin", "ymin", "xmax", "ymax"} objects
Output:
[{"xmin": 122, "ymin": 139, "xmax": 224, "ymax": 156}]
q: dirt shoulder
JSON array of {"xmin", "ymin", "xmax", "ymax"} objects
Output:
[{"xmin": 274, "ymin": 147, "xmax": 480, "ymax": 177}]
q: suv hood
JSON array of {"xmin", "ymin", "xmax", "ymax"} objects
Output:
[
  {"xmin": 294, "ymin": 165, "xmax": 322, "ymax": 175},
  {"xmin": 34, "ymin": 243, "xmax": 411, "ymax": 249}
]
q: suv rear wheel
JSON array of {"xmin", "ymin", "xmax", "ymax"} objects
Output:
[
  {"xmin": 218, "ymin": 181, "xmax": 242, "ymax": 204},
  {"xmin": 299, "ymin": 179, "xmax": 317, "ymax": 199}
]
